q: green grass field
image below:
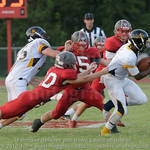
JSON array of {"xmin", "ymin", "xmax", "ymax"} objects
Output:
[{"xmin": 0, "ymin": 83, "xmax": 150, "ymax": 150}]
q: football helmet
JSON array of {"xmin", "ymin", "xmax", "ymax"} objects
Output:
[
  {"xmin": 129, "ymin": 29, "xmax": 149, "ymax": 52},
  {"xmin": 71, "ymin": 31, "xmax": 89, "ymax": 55},
  {"xmin": 114, "ymin": 19, "xmax": 132, "ymax": 42},
  {"xmin": 26, "ymin": 26, "xmax": 48, "ymax": 42},
  {"xmin": 55, "ymin": 51, "xmax": 77, "ymax": 69},
  {"xmin": 94, "ymin": 36, "xmax": 106, "ymax": 52}
]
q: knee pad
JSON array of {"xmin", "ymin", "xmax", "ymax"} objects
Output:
[{"xmin": 103, "ymin": 100, "xmax": 114, "ymax": 111}]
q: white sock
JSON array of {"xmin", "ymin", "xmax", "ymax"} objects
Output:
[
  {"xmin": 64, "ymin": 108, "xmax": 75, "ymax": 116},
  {"xmin": 72, "ymin": 114, "xmax": 78, "ymax": 121},
  {"xmin": 105, "ymin": 113, "xmax": 122, "ymax": 130},
  {"xmin": 0, "ymin": 123, "xmax": 3, "ymax": 129}
]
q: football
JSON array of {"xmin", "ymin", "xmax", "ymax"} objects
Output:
[{"xmin": 137, "ymin": 56, "xmax": 150, "ymax": 72}]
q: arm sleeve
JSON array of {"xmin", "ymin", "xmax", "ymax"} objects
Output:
[
  {"xmin": 122, "ymin": 58, "xmax": 139, "ymax": 76},
  {"xmin": 124, "ymin": 66, "xmax": 139, "ymax": 76},
  {"xmin": 38, "ymin": 39, "xmax": 51, "ymax": 53},
  {"xmin": 104, "ymin": 37, "xmax": 121, "ymax": 53},
  {"xmin": 57, "ymin": 46, "xmax": 65, "ymax": 51},
  {"xmin": 104, "ymin": 39, "xmax": 114, "ymax": 51}
]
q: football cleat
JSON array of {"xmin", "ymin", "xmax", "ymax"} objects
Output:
[
  {"xmin": 30, "ymin": 119, "xmax": 44, "ymax": 132},
  {"xmin": 69, "ymin": 120, "xmax": 77, "ymax": 128},
  {"xmin": 100, "ymin": 126, "xmax": 110, "ymax": 136},
  {"xmin": 111, "ymin": 125, "xmax": 120, "ymax": 134}
]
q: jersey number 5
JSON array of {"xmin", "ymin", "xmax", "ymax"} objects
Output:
[
  {"xmin": 77, "ymin": 56, "xmax": 89, "ymax": 72},
  {"xmin": 41, "ymin": 72, "xmax": 57, "ymax": 88}
]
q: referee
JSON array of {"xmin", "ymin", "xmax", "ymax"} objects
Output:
[{"xmin": 80, "ymin": 13, "xmax": 106, "ymax": 47}]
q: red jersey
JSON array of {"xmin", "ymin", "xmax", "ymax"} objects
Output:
[
  {"xmin": 38, "ymin": 66, "xmax": 77, "ymax": 99},
  {"xmin": 57, "ymin": 46, "xmax": 65, "ymax": 52},
  {"xmin": 103, "ymin": 36, "xmax": 123, "ymax": 59},
  {"xmin": 0, "ymin": 66, "xmax": 77, "ymax": 119},
  {"xmin": 75, "ymin": 47, "xmax": 100, "ymax": 73},
  {"xmin": 57, "ymin": 46, "xmax": 100, "ymax": 73}
]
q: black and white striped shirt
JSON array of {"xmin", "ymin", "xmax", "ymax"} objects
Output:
[{"xmin": 80, "ymin": 26, "xmax": 106, "ymax": 47}]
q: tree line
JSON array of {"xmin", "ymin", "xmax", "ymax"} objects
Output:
[{"xmin": 0, "ymin": 0, "xmax": 150, "ymax": 47}]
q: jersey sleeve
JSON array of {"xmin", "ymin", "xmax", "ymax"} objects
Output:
[
  {"xmin": 122, "ymin": 56, "xmax": 139, "ymax": 76},
  {"xmin": 104, "ymin": 38, "xmax": 115, "ymax": 51},
  {"xmin": 57, "ymin": 46, "xmax": 65, "ymax": 51},
  {"xmin": 127, "ymin": 67, "xmax": 139, "ymax": 76},
  {"xmin": 104, "ymin": 36, "xmax": 122, "ymax": 53},
  {"xmin": 38, "ymin": 39, "xmax": 51, "ymax": 53},
  {"xmin": 61, "ymin": 69, "xmax": 78, "ymax": 80}
]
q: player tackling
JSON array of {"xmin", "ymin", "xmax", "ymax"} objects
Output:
[{"xmin": 31, "ymin": 29, "xmax": 150, "ymax": 135}]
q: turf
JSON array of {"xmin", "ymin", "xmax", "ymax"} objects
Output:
[{"xmin": 0, "ymin": 83, "xmax": 150, "ymax": 150}]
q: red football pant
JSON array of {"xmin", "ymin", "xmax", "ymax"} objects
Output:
[
  {"xmin": 52, "ymin": 86, "xmax": 104, "ymax": 119},
  {"xmin": 0, "ymin": 86, "xmax": 61, "ymax": 119},
  {"xmin": 83, "ymin": 65, "xmax": 106, "ymax": 108}
]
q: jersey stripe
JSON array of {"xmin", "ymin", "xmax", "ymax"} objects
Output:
[
  {"xmin": 27, "ymin": 58, "xmax": 40, "ymax": 67},
  {"xmin": 116, "ymin": 111, "xmax": 123, "ymax": 117},
  {"xmin": 39, "ymin": 44, "xmax": 48, "ymax": 53},
  {"xmin": 123, "ymin": 65, "xmax": 136, "ymax": 68},
  {"xmin": 126, "ymin": 44, "xmax": 132, "ymax": 51}
]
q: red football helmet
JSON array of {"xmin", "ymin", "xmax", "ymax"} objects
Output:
[
  {"xmin": 71, "ymin": 31, "xmax": 89, "ymax": 55},
  {"xmin": 114, "ymin": 19, "xmax": 132, "ymax": 43},
  {"xmin": 94, "ymin": 36, "xmax": 106, "ymax": 53}
]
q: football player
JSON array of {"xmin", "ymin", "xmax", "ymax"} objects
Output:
[
  {"xmin": 61, "ymin": 29, "xmax": 150, "ymax": 136},
  {"xmin": 0, "ymin": 51, "xmax": 107, "ymax": 129},
  {"xmin": 50, "ymin": 35, "xmax": 105, "ymax": 119},
  {"xmin": 61, "ymin": 20, "xmax": 133, "ymax": 131},
  {"xmin": 0, "ymin": 51, "xmax": 87, "ymax": 120},
  {"xmin": 30, "ymin": 31, "xmax": 110, "ymax": 132},
  {"xmin": 0, "ymin": 26, "xmax": 59, "ymax": 129},
  {"xmin": 102, "ymin": 19, "xmax": 132, "ymax": 126},
  {"xmin": 66, "ymin": 36, "xmax": 107, "ymax": 127},
  {"xmin": 73, "ymin": 19, "xmax": 132, "ymax": 129},
  {"xmin": 99, "ymin": 29, "xmax": 150, "ymax": 136}
]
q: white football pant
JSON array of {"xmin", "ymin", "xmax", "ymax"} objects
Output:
[
  {"xmin": 102, "ymin": 74, "xmax": 147, "ymax": 116},
  {"xmin": 5, "ymin": 76, "xmax": 27, "ymax": 101}
]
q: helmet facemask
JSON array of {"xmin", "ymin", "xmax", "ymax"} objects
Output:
[
  {"xmin": 94, "ymin": 36, "xmax": 106, "ymax": 53},
  {"xmin": 114, "ymin": 19, "xmax": 132, "ymax": 43},
  {"xmin": 71, "ymin": 31, "xmax": 89, "ymax": 55},
  {"xmin": 129, "ymin": 29, "xmax": 149, "ymax": 52}
]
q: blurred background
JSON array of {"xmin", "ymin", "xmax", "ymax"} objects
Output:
[{"xmin": 0, "ymin": 0, "xmax": 150, "ymax": 76}]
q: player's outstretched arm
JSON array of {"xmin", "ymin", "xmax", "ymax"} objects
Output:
[
  {"xmin": 42, "ymin": 48, "xmax": 60, "ymax": 58},
  {"xmin": 63, "ymin": 67, "xmax": 108, "ymax": 85},
  {"xmin": 77, "ymin": 62, "xmax": 97, "ymax": 78},
  {"xmin": 99, "ymin": 58, "xmax": 111, "ymax": 66}
]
